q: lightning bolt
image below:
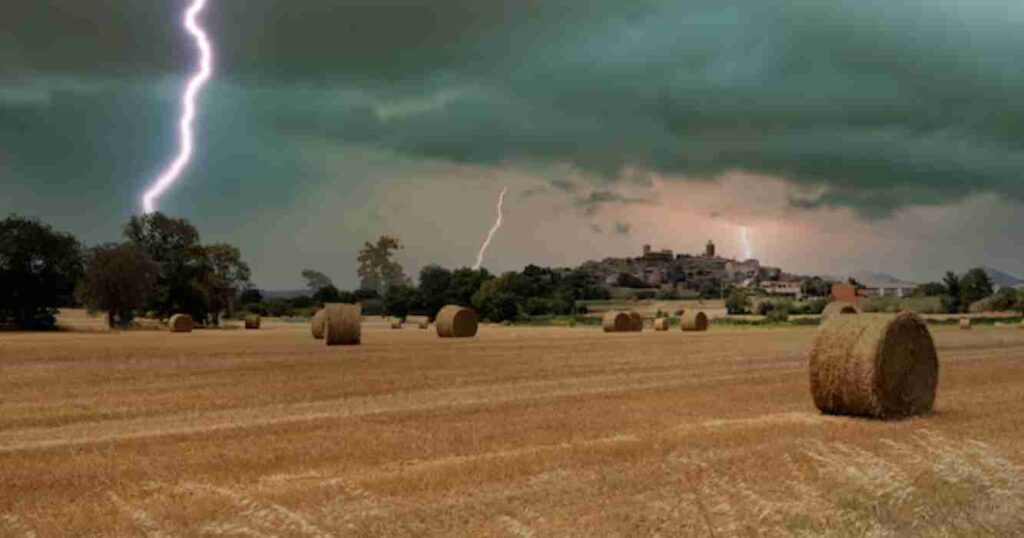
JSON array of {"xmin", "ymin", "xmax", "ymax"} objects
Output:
[
  {"xmin": 473, "ymin": 187, "xmax": 508, "ymax": 271},
  {"xmin": 740, "ymin": 226, "xmax": 752, "ymax": 260},
  {"xmin": 141, "ymin": 0, "xmax": 214, "ymax": 214}
]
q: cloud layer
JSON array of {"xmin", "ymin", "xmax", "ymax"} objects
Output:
[{"xmin": 3, "ymin": 1, "xmax": 1024, "ymax": 286}]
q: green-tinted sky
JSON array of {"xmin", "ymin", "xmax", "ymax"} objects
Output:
[{"xmin": 3, "ymin": 0, "xmax": 1023, "ymax": 288}]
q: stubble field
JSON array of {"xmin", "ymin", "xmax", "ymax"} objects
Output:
[{"xmin": 2, "ymin": 314, "xmax": 1024, "ymax": 536}]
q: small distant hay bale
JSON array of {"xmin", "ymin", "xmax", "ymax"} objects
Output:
[
  {"xmin": 821, "ymin": 301, "xmax": 860, "ymax": 322},
  {"xmin": 311, "ymin": 309, "xmax": 325, "ymax": 340},
  {"xmin": 436, "ymin": 305, "xmax": 478, "ymax": 338},
  {"xmin": 680, "ymin": 311, "xmax": 708, "ymax": 332},
  {"xmin": 809, "ymin": 312, "xmax": 938, "ymax": 419},
  {"xmin": 627, "ymin": 311, "xmax": 643, "ymax": 332},
  {"xmin": 602, "ymin": 311, "xmax": 632, "ymax": 333},
  {"xmin": 419, "ymin": 321, "xmax": 430, "ymax": 330},
  {"xmin": 1020, "ymin": 320, "xmax": 1024, "ymax": 330},
  {"xmin": 390, "ymin": 318, "xmax": 403, "ymax": 329},
  {"xmin": 244, "ymin": 314, "xmax": 261, "ymax": 330},
  {"xmin": 323, "ymin": 303, "xmax": 361, "ymax": 346},
  {"xmin": 959, "ymin": 317, "xmax": 972, "ymax": 330},
  {"xmin": 654, "ymin": 318, "xmax": 670, "ymax": 331},
  {"xmin": 169, "ymin": 314, "xmax": 194, "ymax": 333}
]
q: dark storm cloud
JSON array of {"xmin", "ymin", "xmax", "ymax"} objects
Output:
[
  {"xmin": 4, "ymin": 0, "xmax": 1024, "ymax": 217},
  {"xmin": 575, "ymin": 191, "xmax": 650, "ymax": 215}
]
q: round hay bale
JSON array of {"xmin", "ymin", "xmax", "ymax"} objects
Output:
[
  {"xmin": 680, "ymin": 311, "xmax": 708, "ymax": 332},
  {"xmin": 244, "ymin": 314, "xmax": 261, "ymax": 330},
  {"xmin": 959, "ymin": 317, "xmax": 972, "ymax": 330},
  {"xmin": 435, "ymin": 305, "xmax": 478, "ymax": 338},
  {"xmin": 390, "ymin": 318, "xmax": 403, "ymax": 330},
  {"xmin": 418, "ymin": 321, "xmax": 430, "ymax": 330},
  {"xmin": 602, "ymin": 311, "xmax": 631, "ymax": 333},
  {"xmin": 654, "ymin": 318, "xmax": 670, "ymax": 331},
  {"xmin": 627, "ymin": 311, "xmax": 643, "ymax": 332},
  {"xmin": 311, "ymin": 309, "xmax": 325, "ymax": 340},
  {"xmin": 809, "ymin": 312, "xmax": 938, "ymax": 419},
  {"xmin": 169, "ymin": 314, "xmax": 194, "ymax": 333},
  {"xmin": 323, "ymin": 303, "xmax": 361, "ymax": 346},
  {"xmin": 821, "ymin": 301, "xmax": 860, "ymax": 322}
]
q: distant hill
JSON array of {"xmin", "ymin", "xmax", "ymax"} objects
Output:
[
  {"xmin": 820, "ymin": 272, "xmax": 914, "ymax": 285},
  {"xmin": 978, "ymin": 267, "xmax": 1024, "ymax": 288}
]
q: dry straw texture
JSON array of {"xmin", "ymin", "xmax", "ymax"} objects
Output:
[
  {"xmin": 390, "ymin": 319, "xmax": 403, "ymax": 330},
  {"xmin": 628, "ymin": 311, "xmax": 643, "ymax": 332},
  {"xmin": 323, "ymin": 303, "xmax": 362, "ymax": 346},
  {"xmin": 680, "ymin": 311, "xmax": 709, "ymax": 332},
  {"xmin": 602, "ymin": 311, "xmax": 632, "ymax": 333},
  {"xmin": 960, "ymin": 317, "xmax": 972, "ymax": 330},
  {"xmin": 654, "ymin": 318, "xmax": 670, "ymax": 331},
  {"xmin": 244, "ymin": 314, "xmax": 261, "ymax": 330},
  {"xmin": 821, "ymin": 301, "xmax": 860, "ymax": 322},
  {"xmin": 310, "ymin": 309, "xmax": 325, "ymax": 340},
  {"xmin": 436, "ymin": 305, "xmax": 478, "ymax": 338},
  {"xmin": 809, "ymin": 312, "xmax": 938, "ymax": 419},
  {"xmin": 168, "ymin": 314, "xmax": 194, "ymax": 333}
]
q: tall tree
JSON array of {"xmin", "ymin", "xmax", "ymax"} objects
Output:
[
  {"xmin": 0, "ymin": 215, "xmax": 82, "ymax": 329},
  {"xmin": 418, "ymin": 264, "xmax": 452, "ymax": 318},
  {"xmin": 125, "ymin": 212, "xmax": 209, "ymax": 320},
  {"xmin": 942, "ymin": 271, "xmax": 963, "ymax": 313},
  {"xmin": 357, "ymin": 235, "xmax": 407, "ymax": 294},
  {"xmin": 202, "ymin": 244, "xmax": 251, "ymax": 325},
  {"xmin": 301, "ymin": 269, "xmax": 333, "ymax": 293},
  {"xmin": 78, "ymin": 243, "xmax": 159, "ymax": 328},
  {"xmin": 960, "ymin": 267, "xmax": 995, "ymax": 307}
]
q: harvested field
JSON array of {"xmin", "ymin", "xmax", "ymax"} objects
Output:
[{"xmin": 2, "ymin": 312, "xmax": 1024, "ymax": 535}]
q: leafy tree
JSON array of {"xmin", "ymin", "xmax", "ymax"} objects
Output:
[
  {"xmin": 312, "ymin": 284, "xmax": 341, "ymax": 304},
  {"xmin": 800, "ymin": 277, "xmax": 832, "ymax": 298},
  {"xmin": 383, "ymin": 284, "xmax": 420, "ymax": 319},
  {"xmin": 124, "ymin": 212, "xmax": 209, "ymax": 320},
  {"xmin": 960, "ymin": 268, "xmax": 994, "ymax": 307},
  {"xmin": 449, "ymin": 268, "xmax": 492, "ymax": 307},
  {"xmin": 418, "ymin": 264, "xmax": 452, "ymax": 318},
  {"xmin": 914, "ymin": 282, "xmax": 947, "ymax": 297},
  {"xmin": 301, "ymin": 269, "xmax": 333, "ymax": 293},
  {"xmin": 357, "ymin": 235, "xmax": 407, "ymax": 294},
  {"xmin": 202, "ymin": 244, "xmax": 251, "ymax": 325},
  {"xmin": 78, "ymin": 243, "xmax": 159, "ymax": 328},
  {"xmin": 989, "ymin": 287, "xmax": 1019, "ymax": 312},
  {"xmin": 238, "ymin": 288, "xmax": 263, "ymax": 305},
  {"xmin": 0, "ymin": 215, "xmax": 83, "ymax": 329},
  {"xmin": 941, "ymin": 271, "xmax": 963, "ymax": 313},
  {"xmin": 725, "ymin": 289, "xmax": 749, "ymax": 315}
]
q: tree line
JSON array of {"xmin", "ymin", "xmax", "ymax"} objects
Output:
[
  {"xmin": 0, "ymin": 213, "xmax": 250, "ymax": 329},
  {"xmin": 254, "ymin": 236, "xmax": 609, "ymax": 323},
  {"xmin": 2, "ymin": 216, "xmax": 606, "ymax": 330}
]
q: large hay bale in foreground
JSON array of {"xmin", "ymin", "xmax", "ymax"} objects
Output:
[
  {"xmin": 244, "ymin": 314, "xmax": 261, "ymax": 330},
  {"xmin": 627, "ymin": 311, "xmax": 643, "ymax": 332},
  {"xmin": 821, "ymin": 301, "xmax": 860, "ymax": 322},
  {"xmin": 169, "ymin": 314, "xmax": 194, "ymax": 333},
  {"xmin": 310, "ymin": 309, "xmax": 325, "ymax": 340},
  {"xmin": 602, "ymin": 311, "xmax": 631, "ymax": 333},
  {"xmin": 390, "ymin": 318, "xmax": 403, "ymax": 330},
  {"xmin": 436, "ymin": 305, "xmax": 478, "ymax": 338},
  {"xmin": 680, "ymin": 311, "xmax": 708, "ymax": 332},
  {"xmin": 654, "ymin": 318, "xmax": 670, "ymax": 331},
  {"xmin": 323, "ymin": 303, "xmax": 361, "ymax": 346},
  {"xmin": 959, "ymin": 317, "xmax": 972, "ymax": 330},
  {"xmin": 809, "ymin": 312, "xmax": 938, "ymax": 419}
]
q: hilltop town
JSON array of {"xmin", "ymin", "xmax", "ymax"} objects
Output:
[{"xmin": 579, "ymin": 241, "xmax": 919, "ymax": 300}]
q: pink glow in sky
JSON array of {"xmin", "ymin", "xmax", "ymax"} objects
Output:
[{"xmin": 141, "ymin": 0, "xmax": 213, "ymax": 214}]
